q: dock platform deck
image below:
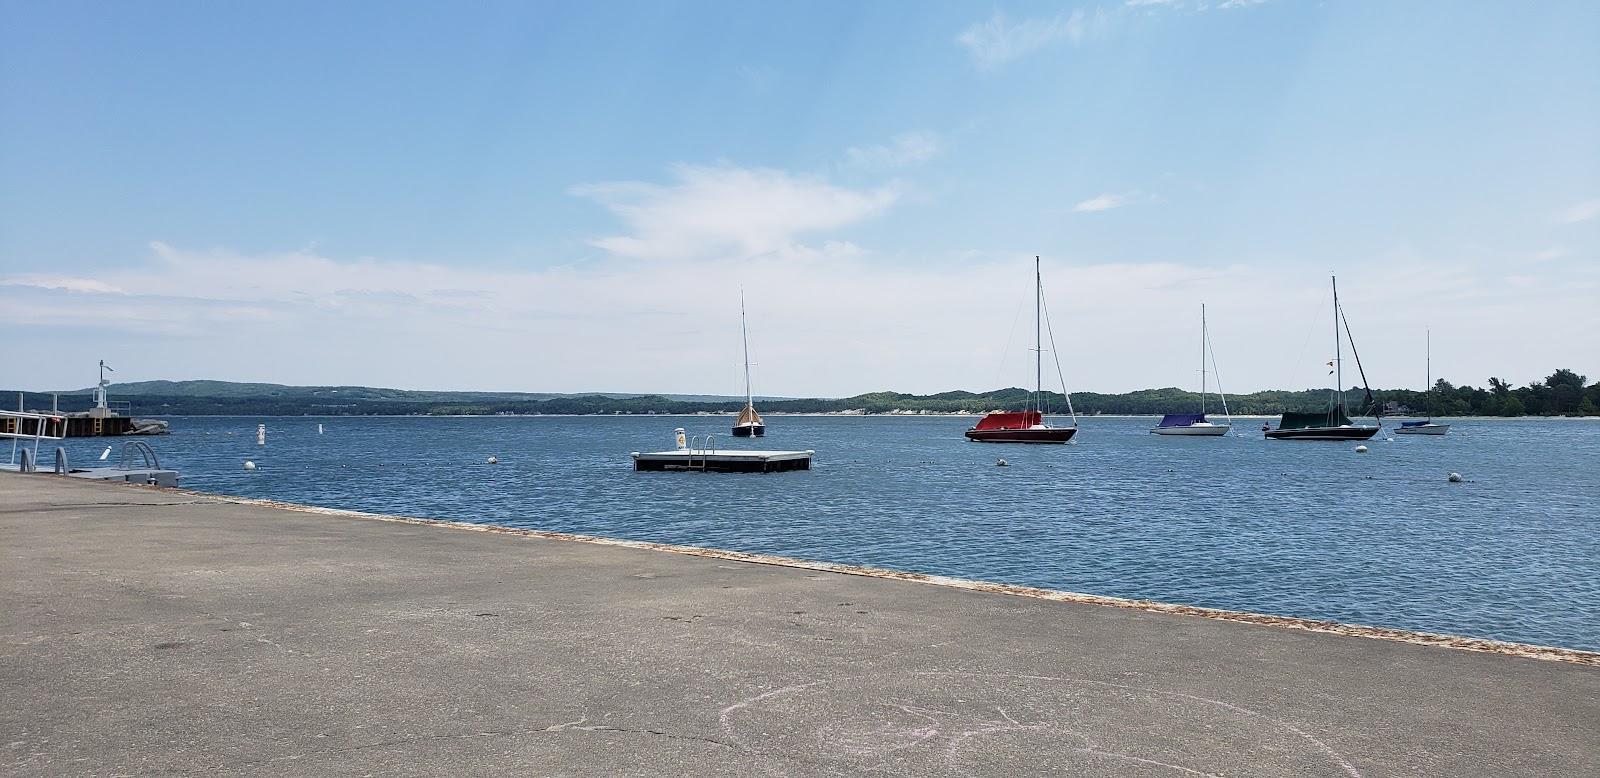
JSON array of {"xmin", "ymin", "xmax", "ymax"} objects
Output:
[
  {"xmin": 2, "ymin": 473, "xmax": 1596, "ymax": 776},
  {"xmin": 632, "ymin": 448, "xmax": 813, "ymax": 472}
]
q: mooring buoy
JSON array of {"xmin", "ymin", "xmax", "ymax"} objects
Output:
[
  {"xmin": 243, "ymin": 460, "xmax": 257, "ymax": 471},
  {"xmin": 996, "ymin": 458, "xmax": 1008, "ymax": 467},
  {"xmin": 1448, "ymin": 472, "xmax": 1463, "ymax": 483},
  {"xmin": 1355, "ymin": 445, "xmax": 1368, "ymax": 453},
  {"xmin": 487, "ymin": 455, "xmax": 499, "ymax": 465}
]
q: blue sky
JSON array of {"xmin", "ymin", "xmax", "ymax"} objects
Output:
[{"xmin": 2, "ymin": 1, "xmax": 1596, "ymax": 396}]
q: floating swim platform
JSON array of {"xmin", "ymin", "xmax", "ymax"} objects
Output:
[{"xmin": 632, "ymin": 449, "xmax": 813, "ymax": 473}]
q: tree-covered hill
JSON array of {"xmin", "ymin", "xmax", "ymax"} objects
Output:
[{"xmin": 8, "ymin": 369, "xmax": 1596, "ymax": 417}]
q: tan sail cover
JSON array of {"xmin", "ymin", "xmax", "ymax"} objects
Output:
[{"xmin": 737, "ymin": 404, "xmax": 763, "ymax": 426}]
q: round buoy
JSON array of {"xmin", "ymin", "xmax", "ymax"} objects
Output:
[
  {"xmin": 487, "ymin": 455, "xmax": 499, "ymax": 465},
  {"xmin": 1355, "ymin": 445, "xmax": 1368, "ymax": 453},
  {"xmin": 243, "ymin": 460, "xmax": 257, "ymax": 471},
  {"xmin": 996, "ymin": 458, "xmax": 1008, "ymax": 467},
  {"xmin": 1448, "ymin": 472, "xmax": 1462, "ymax": 483}
]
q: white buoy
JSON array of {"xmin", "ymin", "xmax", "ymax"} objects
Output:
[
  {"xmin": 674, "ymin": 427, "xmax": 687, "ymax": 451},
  {"xmin": 317, "ymin": 423, "xmax": 324, "ymax": 435},
  {"xmin": 244, "ymin": 460, "xmax": 257, "ymax": 471},
  {"xmin": 99, "ymin": 446, "xmax": 112, "ymax": 461},
  {"xmin": 256, "ymin": 424, "xmax": 266, "ymax": 445},
  {"xmin": 487, "ymin": 455, "xmax": 499, "ymax": 465},
  {"xmin": 1355, "ymin": 445, "xmax": 1369, "ymax": 453},
  {"xmin": 996, "ymin": 458, "xmax": 1008, "ymax": 467},
  {"xmin": 1448, "ymin": 472, "xmax": 1463, "ymax": 483}
]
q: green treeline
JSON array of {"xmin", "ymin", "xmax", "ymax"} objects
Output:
[{"xmin": 7, "ymin": 369, "xmax": 1596, "ymax": 417}]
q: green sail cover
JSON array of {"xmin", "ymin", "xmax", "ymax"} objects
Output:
[{"xmin": 1277, "ymin": 409, "xmax": 1352, "ymax": 430}]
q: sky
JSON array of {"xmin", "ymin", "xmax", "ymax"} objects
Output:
[{"xmin": 2, "ymin": 0, "xmax": 1597, "ymax": 397}]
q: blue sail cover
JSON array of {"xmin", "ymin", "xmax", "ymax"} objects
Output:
[
  {"xmin": 1400, "ymin": 420, "xmax": 1430, "ymax": 428},
  {"xmin": 1157, "ymin": 413, "xmax": 1207, "ymax": 428}
]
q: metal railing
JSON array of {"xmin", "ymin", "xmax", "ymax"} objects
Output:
[
  {"xmin": 1, "ymin": 410, "xmax": 68, "ymax": 469},
  {"xmin": 687, "ymin": 434, "xmax": 718, "ymax": 470}
]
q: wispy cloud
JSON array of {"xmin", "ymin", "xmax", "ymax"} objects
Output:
[
  {"xmin": 956, "ymin": 11, "xmax": 1092, "ymax": 70},
  {"xmin": 1125, "ymin": 0, "xmax": 1270, "ymax": 12},
  {"xmin": 846, "ymin": 131, "xmax": 941, "ymax": 169},
  {"xmin": 571, "ymin": 164, "xmax": 898, "ymax": 261},
  {"xmin": 1530, "ymin": 247, "xmax": 1571, "ymax": 263},
  {"xmin": 6, "ymin": 244, "xmax": 1594, "ymax": 397},
  {"xmin": 1556, "ymin": 198, "xmax": 1600, "ymax": 223},
  {"xmin": 1072, "ymin": 192, "xmax": 1138, "ymax": 212}
]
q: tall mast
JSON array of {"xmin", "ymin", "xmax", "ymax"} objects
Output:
[
  {"xmin": 1200, "ymin": 303, "xmax": 1208, "ymax": 415},
  {"xmin": 1426, "ymin": 328, "xmax": 1431, "ymax": 393},
  {"xmin": 740, "ymin": 291, "xmax": 752, "ymax": 409},
  {"xmin": 1332, "ymin": 275, "xmax": 1343, "ymax": 415},
  {"xmin": 1035, "ymin": 256, "xmax": 1043, "ymax": 416}
]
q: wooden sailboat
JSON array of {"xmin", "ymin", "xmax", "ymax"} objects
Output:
[
  {"xmin": 732, "ymin": 293, "xmax": 764, "ymax": 438},
  {"xmin": 1395, "ymin": 329, "xmax": 1450, "ymax": 435},
  {"xmin": 1152, "ymin": 303, "xmax": 1232, "ymax": 436},
  {"xmin": 1266, "ymin": 276, "xmax": 1381, "ymax": 440},
  {"xmin": 965, "ymin": 257, "xmax": 1078, "ymax": 443}
]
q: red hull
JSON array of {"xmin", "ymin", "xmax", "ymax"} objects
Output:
[{"xmin": 964, "ymin": 426, "xmax": 1077, "ymax": 444}]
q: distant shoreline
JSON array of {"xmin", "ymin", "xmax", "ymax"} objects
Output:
[{"xmin": 133, "ymin": 413, "xmax": 1600, "ymax": 421}]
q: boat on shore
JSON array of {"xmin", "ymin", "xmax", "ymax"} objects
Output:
[
  {"xmin": 966, "ymin": 256, "xmax": 1078, "ymax": 444},
  {"xmin": 1266, "ymin": 276, "xmax": 1381, "ymax": 441},
  {"xmin": 732, "ymin": 293, "xmax": 764, "ymax": 438},
  {"xmin": 1395, "ymin": 329, "xmax": 1450, "ymax": 435},
  {"xmin": 1153, "ymin": 303, "xmax": 1232, "ymax": 436}
]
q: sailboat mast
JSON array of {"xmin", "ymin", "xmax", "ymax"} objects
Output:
[
  {"xmin": 740, "ymin": 291, "xmax": 752, "ymax": 409},
  {"xmin": 1426, "ymin": 328, "xmax": 1431, "ymax": 393},
  {"xmin": 1035, "ymin": 256, "xmax": 1043, "ymax": 416},
  {"xmin": 1201, "ymin": 303, "xmax": 1208, "ymax": 415},
  {"xmin": 1332, "ymin": 275, "xmax": 1344, "ymax": 415}
]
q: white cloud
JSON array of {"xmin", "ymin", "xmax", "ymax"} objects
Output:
[
  {"xmin": 1072, "ymin": 192, "xmax": 1136, "ymax": 212},
  {"xmin": 571, "ymin": 164, "xmax": 898, "ymax": 260},
  {"xmin": 5, "ymin": 244, "xmax": 1596, "ymax": 398},
  {"xmin": 956, "ymin": 11, "xmax": 1090, "ymax": 69},
  {"xmin": 846, "ymin": 131, "xmax": 941, "ymax": 169},
  {"xmin": 1530, "ymin": 247, "xmax": 1571, "ymax": 263},
  {"xmin": 2, "ymin": 275, "xmax": 125, "ymax": 294},
  {"xmin": 1556, "ymin": 198, "xmax": 1600, "ymax": 223},
  {"xmin": 1218, "ymin": 0, "xmax": 1269, "ymax": 9}
]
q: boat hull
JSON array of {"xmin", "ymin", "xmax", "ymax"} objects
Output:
[
  {"xmin": 1151, "ymin": 424, "xmax": 1231, "ymax": 436},
  {"xmin": 731, "ymin": 423, "xmax": 765, "ymax": 438},
  {"xmin": 965, "ymin": 427, "xmax": 1077, "ymax": 444},
  {"xmin": 1394, "ymin": 424, "xmax": 1449, "ymax": 435},
  {"xmin": 1264, "ymin": 425, "xmax": 1380, "ymax": 441}
]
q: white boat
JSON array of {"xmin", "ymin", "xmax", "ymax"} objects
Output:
[
  {"xmin": 731, "ymin": 293, "xmax": 764, "ymax": 438},
  {"xmin": 1152, "ymin": 303, "xmax": 1232, "ymax": 436},
  {"xmin": 1395, "ymin": 420, "xmax": 1449, "ymax": 435},
  {"xmin": 1395, "ymin": 329, "xmax": 1450, "ymax": 436}
]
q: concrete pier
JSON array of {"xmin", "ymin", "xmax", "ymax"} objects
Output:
[{"xmin": 2, "ymin": 474, "xmax": 1596, "ymax": 776}]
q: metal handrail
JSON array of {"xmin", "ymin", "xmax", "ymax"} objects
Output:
[
  {"xmin": 117, "ymin": 441, "xmax": 161, "ymax": 471},
  {"xmin": 700, "ymin": 435, "xmax": 717, "ymax": 470},
  {"xmin": 2, "ymin": 410, "xmax": 67, "ymax": 468}
]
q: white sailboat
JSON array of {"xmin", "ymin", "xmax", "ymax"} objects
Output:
[
  {"xmin": 732, "ymin": 293, "xmax": 764, "ymax": 438},
  {"xmin": 1152, "ymin": 303, "xmax": 1232, "ymax": 436},
  {"xmin": 1395, "ymin": 328, "xmax": 1450, "ymax": 435}
]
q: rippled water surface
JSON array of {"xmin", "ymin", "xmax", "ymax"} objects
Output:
[{"xmin": 54, "ymin": 415, "xmax": 1600, "ymax": 651}]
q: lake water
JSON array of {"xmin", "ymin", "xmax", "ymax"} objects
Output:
[{"xmin": 48, "ymin": 415, "xmax": 1600, "ymax": 652}]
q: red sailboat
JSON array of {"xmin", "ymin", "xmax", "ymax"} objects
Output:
[{"xmin": 965, "ymin": 257, "xmax": 1078, "ymax": 444}]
